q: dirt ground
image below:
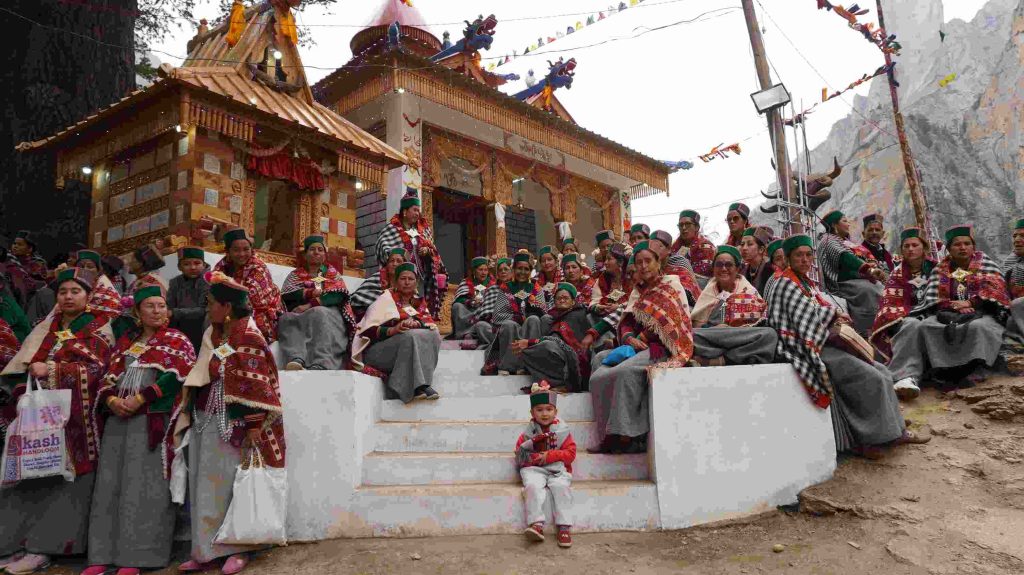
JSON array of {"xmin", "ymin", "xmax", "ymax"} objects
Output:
[{"xmin": 47, "ymin": 374, "xmax": 1024, "ymax": 575}]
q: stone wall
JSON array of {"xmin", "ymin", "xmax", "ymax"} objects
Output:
[
  {"xmin": 356, "ymin": 188, "xmax": 388, "ymax": 275},
  {"xmin": 505, "ymin": 206, "xmax": 537, "ymax": 255}
]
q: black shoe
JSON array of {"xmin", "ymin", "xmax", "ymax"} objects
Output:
[{"xmin": 422, "ymin": 386, "xmax": 440, "ymax": 400}]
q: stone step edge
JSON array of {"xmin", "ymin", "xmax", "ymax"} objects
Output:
[
  {"xmin": 373, "ymin": 419, "xmax": 595, "ymax": 425},
  {"xmin": 355, "ymin": 478, "xmax": 656, "ymax": 494},
  {"xmin": 366, "ymin": 451, "xmax": 631, "ymax": 458}
]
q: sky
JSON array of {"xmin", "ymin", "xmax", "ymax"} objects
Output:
[{"xmin": 153, "ymin": 0, "xmax": 991, "ymax": 243}]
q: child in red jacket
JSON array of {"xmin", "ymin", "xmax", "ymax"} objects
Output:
[{"xmin": 515, "ymin": 381, "xmax": 576, "ymax": 548}]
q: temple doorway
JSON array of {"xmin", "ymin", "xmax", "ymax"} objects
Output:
[
  {"xmin": 253, "ymin": 179, "xmax": 298, "ymax": 255},
  {"xmin": 432, "ymin": 187, "xmax": 487, "ymax": 283}
]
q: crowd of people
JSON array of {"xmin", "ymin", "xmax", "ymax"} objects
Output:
[{"xmin": 2, "ymin": 192, "xmax": 1024, "ymax": 568}]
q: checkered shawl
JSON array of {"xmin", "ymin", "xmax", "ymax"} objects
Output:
[
  {"xmin": 375, "ymin": 215, "xmax": 448, "ymax": 318},
  {"xmin": 213, "ymin": 256, "xmax": 284, "ymax": 343},
  {"xmin": 817, "ymin": 233, "xmax": 858, "ymax": 292},
  {"xmin": 282, "ymin": 264, "xmax": 357, "ymax": 334},
  {"xmin": 667, "ymin": 253, "xmax": 693, "ymax": 272},
  {"xmin": 1003, "ymin": 254, "xmax": 1024, "ymax": 299},
  {"xmin": 869, "ymin": 260, "xmax": 935, "ymax": 361},
  {"xmin": 479, "ymin": 281, "xmax": 545, "ymax": 326},
  {"xmin": 671, "ymin": 234, "xmax": 716, "ymax": 278},
  {"xmin": 765, "ymin": 269, "xmax": 837, "ymax": 409},
  {"xmin": 911, "ymin": 250, "xmax": 1010, "ymax": 319},
  {"xmin": 454, "ymin": 275, "xmax": 495, "ymax": 304},
  {"xmin": 350, "ymin": 271, "xmax": 386, "ymax": 315}
]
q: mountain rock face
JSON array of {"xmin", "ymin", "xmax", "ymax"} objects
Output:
[{"xmin": 761, "ymin": 0, "xmax": 1023, "ymax": 257}]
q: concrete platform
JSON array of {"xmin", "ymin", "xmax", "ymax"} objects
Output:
[
  {"xmin": 380, "ymin": 393, "xmax": 594, "ymax": 422},
  {"xmin": 362, "ymin": 452, "xmax": 649, "ymax": 485},
  {"xmin": 372, "ymin": 420, "xmax": 601, "ymax": 453}
]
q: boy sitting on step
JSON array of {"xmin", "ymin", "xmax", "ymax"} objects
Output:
[{"xmin": 515, "ymin": 381, "xmax": 576, "ymax": 548}]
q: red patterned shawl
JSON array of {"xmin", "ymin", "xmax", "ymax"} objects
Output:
[
  {"xmin": 282, "ymin": 263, "xmax": 357, "ymax": 332},
  {"xmin": 671, "ymin": 234, "xmax": 716, "ymax": 278},
  {"xmin": 89, "ymin": 274, "xmax": 124, "ymax": 321},
  {"xmin": 663, "ymin": 264, "xmax": 702, "ymax": 305},
  {"xmin": 0, "ymin": 318, "xmax": 17, "ymax": 368},
  {"xmin": 214, "ymin": 255, "xmax": 284, "ymax": 343},
  {"xmin": 620, "ymin": 274, "xmax": 694, "ymax": 367},
  {"xmin": 869, "ymin": 260, "xmax": 935, "ymax": 361},
  {"xmin": 912, "ymin": 250, "xmax": 1010, "ymax": 316}
]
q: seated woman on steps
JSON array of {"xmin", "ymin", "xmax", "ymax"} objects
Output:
[
  {"xmin": 588, "ymin": 241, "xmax": 694, "ymax": 454},
  {"xmin": 560, "ymin": 254, "xmax": 594, "ymax": 307},
  {"xmin": 352, "ymin": 263, "xmax": 442, "ymax": 402},
  {"xmin": 279, "ymin": 235, "xmax": 357, "ymax": 371},
  {"xmin": 512, "ymin": 283, "xmax": 592, "ymax": 393},
  {"xmin": 765, "ymin": 234, "xmax": 927, "ymax": 459},
  {"xmin": 481, "ymin": 252, "xmax": 546, "ymax": 376},
  {"xmin": 450, "ymin": 256, "xmax": 497, "ymax": 347},
  {"xmin": 350, "ymin": 248, "xmax": 406, "ymax": 322},
  {"xmin": 535, "ymin": 246, "xmax": 562, "ymax": 311},
  {"xmin": 690, "ymin": 245, "xmax": 777, "ymax": 366},
  {"xmin": 587, "ymin": 243, "xmax": 631, "ymax": 351}
]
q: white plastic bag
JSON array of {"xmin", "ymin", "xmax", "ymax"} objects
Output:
[
  {"xmin": 214, "ymin": 449, "xmax": 288, "ymax": 545},
  {"xmin": 169, "ymin": 429, "xmax": 190, "ymax": 505},
  {"xmin": 1, "ymin": 377, "xmax": 73, "ymax": 487}
]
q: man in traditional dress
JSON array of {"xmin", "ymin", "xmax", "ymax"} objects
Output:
[
  {"xmin": 212, "ymin": 228, "xmax": 284, "ymax": 343},
  {"xmin": 167, "ymin": 246, "xmax": 210, "ymax": 351},
  {"xmin": 739, "ymin": 226, "xmax": 776, "ymax": 295},
  {"xmin": 765, "ymin": 235, "xmax": 924, "ymax": 459},
  {"xmin": 6, "ymin": 230, "xmax": 47, "ymax": 310},
  {"xmin": 628, "ymin": 223, "xmax": 650, "ymax": 246},
  {"xmin": 451, "ymin": 256, "xmax": 497, "ymax": 346},
  {"xmin": 374, "ymin": 193, "xmax": 448, "ymax": 319},
  {"xmin": 351, "ymin": 248, "xmax": 407, "ymax": 321},
  {"xmin": 901, "ymin": 225, "xmax": 1009, "ymax": 389},
  {"xmin": 690, "ymin": 245, "xmax": 776, "ymax": 366},
  {"xmin": 1002, "ymin": 218, "xmax": 1024, "ymax": 372},
  {"xmin": 861, "ymin": 213, "xmax": 895, "ymax": 274},
  {"xmin": 671, "ymin": 210, "xmax": 716, "ymax": 285},
  {"xmin": 818, "ymin": 210, "xmax": 886, "ymax": 336},
  {"xmin": 724, "ymin": 203, "xmax": 750, "ymax": 247}
]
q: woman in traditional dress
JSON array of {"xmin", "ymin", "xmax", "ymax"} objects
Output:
[
  {"xmin": 817, "ymin": 210, "xmax": 886, "ymax": 336},
  {"xmin": 768, "ymin": 238, "xmax": 786, "ymax": 271},
  {"xmin": 127, "ymin": 244, "xmax": 168, "ymax": 294},
  {"xmin": 73, "ymin": 249, "xmax": 124, "ymax": 322},
  {"xmin": 1000, "ymin": 218, "xmax": 1024, "ymax": 371},
  {"xmin": 691, "ymin": 245, "xmax": 777, "ymax": 366},
  {"xmin": 628, "ymin": 223, "xmax": 651, "ymax": 246},
  {"xmin": 213, "ymin": 228, "xmax": 283, "ymax": 343},
  {"xmin": 168, "ymin": 272, "xmax": 286, "ymax": 575},
  {"xmin": 481, "ymin": 252, "xmax": 546, "ymax": 376},
  {"xmin": 671, "ymin": 210, "xmax": 717, "ymax": 286},
  {"xmin": 0, "ymin": 268, "xmax": 113, "ymax": 575},
  {"xmin": 869, "ymin": 228, "xmax": 935, "ymax": 399},
  {"xmin": 351, "ymin": 263, "xmax": 442, "ymax": 402},
  {"xmin": 901, "ymin": 225, "xmax": 1009, "ymax": 390},
  {"xmin": 450, "ymin": 256, "xmax": 496, "ymax": 346},
  {"xmin": 588, "ymin": 241, "xmax": 693, "ymax": 454},
  {"xmin": 373, "ymin": 193, "xmax": 448, "ymax": 318},
  {"xmin": 649, "ymin": 230, "xmax": 701, "ymax": 305},
  {"xmin": 84, "ymin": 285, "xmax": 196, "ymax": 575},
  {"xmin": 350, "ymin": 248, "xmax": 406, "ymax": 321},
  {"xmin": 513, "ymin": 283, "xmax": 592, "ymax": 392},
  {"xmin": 587, "ymin": 244, "xmax": 631, "ymax": 349},
  {"xmin": 494, "ymin": 257, "xmax": 513, "ymax": 284},
  {"xmin": 560, "ymin": 238, "xmax": 593, "ymax": 277},
  {"xmin": 561, "ymin": 254, "xmax": 593, "ymax": 306},
  {"xmin": 739, "ymin": 226, "xmax": 777, "ymax": 296},
  {"xmin": 765, "ymin": 235, "xmax": 924, "ymax": 459},
  {"xmin": 279, "ymin": 235, "xmax": 356, "ymax": 371}
]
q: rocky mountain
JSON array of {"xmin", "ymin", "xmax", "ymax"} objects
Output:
[{"xmin": 757, "ymin": 0, "xmax": 1023, "ymax": 257}]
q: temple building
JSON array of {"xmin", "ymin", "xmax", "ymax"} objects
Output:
[
  {"xmin": 17, "ymin": 0, "xmax": 405, "ymax": 273},
  {"xmin": 313, "ymin": 0, "xmax": 672, "ymax": 279}
]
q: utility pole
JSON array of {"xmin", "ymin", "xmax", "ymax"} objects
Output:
[
  {"xmin": 875, "ymin": 0, "xmax": 931, "ymax": 236},
  {"xmin": 740, "ymin": 0, "xmax": 796, "ymax": 233}
]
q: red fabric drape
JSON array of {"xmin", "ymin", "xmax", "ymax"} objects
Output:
[{"xmin": 246, "ymin": 153, "xmax": 325, "ymax": 191}]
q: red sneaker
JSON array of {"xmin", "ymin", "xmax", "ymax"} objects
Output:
[
  {"xmin": 524, "ymin": 523, "xmax": 545, "ymax": 542},
  {"xmin": 557, "ymin": 526, "xmax": 572, "ymax": 548},
  {"xmin": 81, "ymin": 566, "xmax": 109, "ymax": 575}
]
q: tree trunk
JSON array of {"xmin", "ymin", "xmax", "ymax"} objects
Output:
[{"xmin": 0, "ymin": 0, "xmax": 136, "ymax": 263}]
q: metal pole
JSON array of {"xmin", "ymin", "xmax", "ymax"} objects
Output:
[
  {"xmin": 875, "ymin": 0, "xmax": 931, "ymax": 247},
  {"xmin": 741, "ymin": 0, "xmax": 797, "ymax": 233}
]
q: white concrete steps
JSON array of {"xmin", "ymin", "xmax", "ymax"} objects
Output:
[
  {"xmin": 380, "ymin": 393, "xmax": 594, "ymax": 422},
  {"xmin": 362, "ymin": 451, "xmax": 648, "ymax": 485},
  {"xmin": 372, "ymin": 420, "xmax": 601, "ymax": 453},
  {"xmin": 351, "ymin": 480, "xmax": 660, "ymax": 536},
  {"xmin": 431, "ymin": 374, "xmax": 532, "ymax": 397}
]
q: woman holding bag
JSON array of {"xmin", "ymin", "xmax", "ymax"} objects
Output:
[
  {"xmin": 167, "ymin": 272, "xmax": 286, "ymax": 575},
  {"xmin": 0, "ymin": 268, "xmax": 113, "ymax": 575},
  {"xmin": 83, "ymin": 285, "xmax": 196, "ymax": 575}
]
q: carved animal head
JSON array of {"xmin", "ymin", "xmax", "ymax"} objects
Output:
[
  {"xmin": 545, "ymin": 58, "xmax": 577, "ymax": 89},
  {"xmin": 797, "ymin": 157, "xmax": 842, "ymax": 210},
  {"xmin": 463, "ymin": 14, "xmax": 497, "ymax": 51}
]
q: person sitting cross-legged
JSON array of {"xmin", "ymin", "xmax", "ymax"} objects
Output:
[
  {"xmin": 481, "ymin": 252, "xmax": 546, "ymax": 376},
  {"xmin": 512, "ymin": 283, "xmax": 592, "ymax": 393},
  {"xmin": 690, "ymin": 245, "xmax": 777, "ymax": 366},
  {"xmin": 450, "ymin": 256, "xmax": 497, "ymax": 347}
]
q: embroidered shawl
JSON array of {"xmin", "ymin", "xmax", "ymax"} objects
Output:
[
  {"xmin": 590, "ymin": 272, "xmax": 631, "ymax": 311},
  {"xmin": 375, "ymin": 214, "xmax": 448, "ymax": 318},
  {"xmin": 671, "ymin": 234, "xmax": 716, "ymax": 278},
  {"xmin": 664, "ymin": 264, "xmax": 704, "ymax": 306},
  {"xmin": 0, "ymin": 318, "xmax": 17, "ymax": 368},
  {"xmin": 869, "ymin": 260, "xmax": 935, "ymax": 360},
  {"xmin": 1003, "ymin": 253, "xmax": 1024, "ymax": 299},
  {"xmin": 567, "ymin": 276, "xmax": 595, "ymax": 307},
  {"xmin": 351, "ymin": 289, "xmax": 438, "ymax": 369},
  {"xmin": 35, "ymin": 274, "xmax": 123, "ymax": 331},
  {"xmin": 479, "ymin": 281, "xmax": 546, "ymax": 326},
  {"xmin": 861, "ymin": 240, "xmax": 895, "ymax": 273},
  {"xmin": 214, "ymin": 255, "xmax": 284, "ymax": 343},
  {"xmin": 167, "ymin": 317, "xmax": 286, "ymax": 473},
  {"xmin": 911, "ymin": 250, "xmax": 1009, "ymax": 319},
  {"xmin": 691, "ymin": 275, "xmax": 766, "ymax": 328},
  {"xmin": 281, "ymin": 263, "xmax": 357, "ymax": 332},
  {"xmin": 765, "ymin": 269, "xmax": 837, "ymax": 409},
  {"xmin": 454, "ymin": 274, "xmax": 496, "ymax": 304},
  {"xmin": 5, "ymin": 313, "xmax": 112, "ymax": 476},
  {"xmin": 620, "ymin": 274, "xmax": 693, "ymax": 367}
]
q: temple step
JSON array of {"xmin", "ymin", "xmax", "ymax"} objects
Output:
[
  {"xmin": 430, "ymin": 374, "xmax": 533, "ymax": 397},
  {"xmin": 361, "ymin": 451, "xmax": 649, "ymax": 486},
  {"xmin": 349, "ymin": 480, "xmax": 660, "ymax": 536},
  {"xmin": 372, "ymin": 420, "xmax": 601, "ymax": 453},
  {"xmin": 380, "ymin": 393, "xmax": 593, "ymax": 422}
]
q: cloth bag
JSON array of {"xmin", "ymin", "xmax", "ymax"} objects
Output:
[
  {"xmin": 602, "ymin": 344, "xmax": 637, "ymax": 367},
  {"xmin": 214, "ymin": 449, "xmax": 288, "ymax": 545},
  {"xmin": 169, "ymin": 429, "xmax": 191, "ymax": 504},
  {"xmin": 1, "ymin": 377, "xmax": 74, "ymax": 487}
]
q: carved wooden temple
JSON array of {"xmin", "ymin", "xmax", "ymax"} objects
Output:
[
  {"xmin": 17, "ymin": 0, "xmax": 406, "ymax": 274},
  {"xmin": 313, "ymin": 0, "xmax": 672, "ymax": 281}
]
